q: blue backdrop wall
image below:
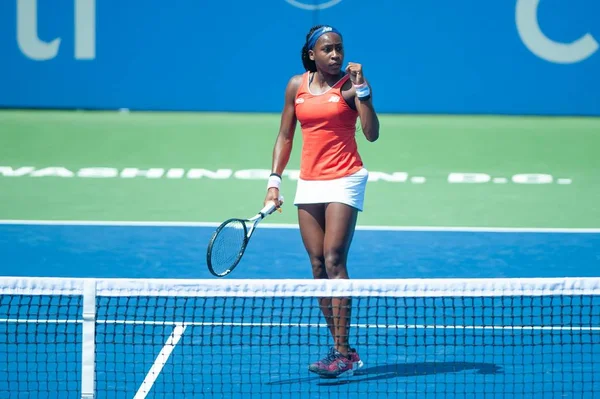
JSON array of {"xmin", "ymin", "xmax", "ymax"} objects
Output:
[{"xmin": 1, "ymin": 0, "xmax": 599, "ymax": 115}]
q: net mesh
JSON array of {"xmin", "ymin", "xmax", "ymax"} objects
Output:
[
  {"xmin": 0, "ymin": 293, "xmax": 82, "ymax": 397},
  {"xmin": 1, "ymin": 277, "xmax": 599, "ymax": 399}
]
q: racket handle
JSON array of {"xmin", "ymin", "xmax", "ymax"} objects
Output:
[
  {"xmin": 259, "ymin": 195, "xmax": 284, "ymax": 218},
  {"xmin": 259, "ymin": 202, "xmax": 276, "ymax": 217}
]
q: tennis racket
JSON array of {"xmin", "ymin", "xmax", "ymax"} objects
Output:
[{"xmin": 206, "ymin": 196, "xmax": 284, "ymax": 277}]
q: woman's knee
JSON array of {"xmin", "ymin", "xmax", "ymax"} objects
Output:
[
  {"xmin": 324, "ymin": 249, "xmax": 347, "ymax": 278},
  {"xmin": 310, "ymin": 256, "xmax": 327, "ymax": 278}
]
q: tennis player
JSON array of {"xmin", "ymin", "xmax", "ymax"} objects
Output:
[{"xmin": 264, "ymin": 25, "xmax": 380, "ymax": 378}]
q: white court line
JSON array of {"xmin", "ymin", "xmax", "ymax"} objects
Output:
[
  {"xmin": 0, "ymin": 219, "xmax": 599, "ymax": 233},
  {"xmin": 2, "ymin": 318, "xmax": 599, "ymax": 332},
  {"xmin": 97, "ymin": 320, "xmax": 600, "ymax": 332},
  {"xmin": 133, "ymin": 323, "xmax": 186, "ymax": 399},
  {"xmin": 0, "ymin": 318, "xmax": 81, "ymax": 324}
]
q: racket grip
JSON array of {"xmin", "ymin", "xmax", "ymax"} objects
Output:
[
  {"xmin": 259, "ymin": 202, "xmax": 276, "ymax": 217},
  {"xmin": 259, "ymin": 195, "xmax": 284, "ymax": 217}
]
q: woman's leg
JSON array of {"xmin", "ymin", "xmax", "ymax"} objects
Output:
[
  {"xmin": 323, "ymin": 202, "xmax": 358, "ymax": 356},
  {"xmin": 297, "ymin": 204, "xmax": 336, "ymax": 339}
]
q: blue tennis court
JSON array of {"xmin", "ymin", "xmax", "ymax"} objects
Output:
[
  {"xmin": 1, "ymin": 223, "xmax": 600, "ymax": 398},
  {"xmin": 2, "ymin": 224, "xmax": 600, "ymax": 279}
]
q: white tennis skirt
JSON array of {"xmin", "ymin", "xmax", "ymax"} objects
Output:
[{"xmin": 293, "ymin": 168, "xmax": 369, "ymax": 211}]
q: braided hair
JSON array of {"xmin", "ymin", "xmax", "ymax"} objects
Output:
[{"xmin": 301, "ymin": 25, "xmax": 325, "ymax": 72}]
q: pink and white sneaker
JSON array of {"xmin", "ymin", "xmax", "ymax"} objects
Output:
[
  {"xmin": 309, "ymin": 347, "xmax": 364, "ymax": 378},
  {"xmin": 348, "ymin": 348, "xmax": 364, "ymax": 371}
]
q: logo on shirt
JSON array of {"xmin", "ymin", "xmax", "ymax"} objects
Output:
[
  {"xmin": 328, "ymin": 95, "xmax": 340, "ymax": 103},
  {"xmin": 296, "ymin": 98, "xmax": 305, "ymax": 104}
]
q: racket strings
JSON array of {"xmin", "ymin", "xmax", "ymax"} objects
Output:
[{"xmin": 209, "ymin": 220, "xmax": 247, "ymax": 274}]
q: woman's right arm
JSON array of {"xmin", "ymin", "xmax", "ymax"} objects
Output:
[{"xmin": 265, "ymin": 75, "xmax": 303, "ymax": 207}]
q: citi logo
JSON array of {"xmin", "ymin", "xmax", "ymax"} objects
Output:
[
  {"xmin": 282, "ymin": 0, "xmax": 597, "ymax": 64},
  {"xmin": 16, "ymin": 0, "xmax": 96, "ymax": 61},
  {"xmin": 284, "ymin": 0, "xmax": 342, "ymax": 11},
  {"xmin": 515, "ymin": 0, "xmax": 597, "ymax": 64}
]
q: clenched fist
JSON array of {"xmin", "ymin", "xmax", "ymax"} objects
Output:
[{"xmin": 345, "ymin": 62, "xmax": 365, "ymax": 85}]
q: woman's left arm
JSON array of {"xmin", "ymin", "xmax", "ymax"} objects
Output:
[{"xmin": 346, "ymin": 62, "xmax": 380, "ymax": 142}]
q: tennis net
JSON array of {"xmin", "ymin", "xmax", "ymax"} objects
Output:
[{"xmin": 0, "ymin": 276, "xmax": 599, "ymax": 398}]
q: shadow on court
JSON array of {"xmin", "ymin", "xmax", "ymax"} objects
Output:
[{"xmin": 266, "ymin": 362, "xmax": 503, "ymax": 386}]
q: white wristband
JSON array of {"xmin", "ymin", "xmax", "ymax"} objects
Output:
[
  {"xmin": 267, "ymin": 174, "xmax": 281, "ymax": 190},
  {"xmin": 354, "ymin": 82, "xmax": 371, "ymax": 100}
]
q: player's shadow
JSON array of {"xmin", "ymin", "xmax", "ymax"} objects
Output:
[
  {"xmin": 265, "ymin": 362, "xmax": 502, "ymax": 386},
  {"xmin": 320, "ymin": 362, "xmax": 503, "ymax": 386}
]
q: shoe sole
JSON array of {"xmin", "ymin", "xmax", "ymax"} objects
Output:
[
  {"xmin": 309, "ymin": 362, "xmax": 363, "ymax": 379},
  {"xmin": 308, "ymin": 355, "xmax": 364, "ymax": 379},
  {"xmin": 316, "ymin": 369, "xmax": 354, "ymax": 379}
]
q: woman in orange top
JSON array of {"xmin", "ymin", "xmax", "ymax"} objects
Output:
[{"xmin": 264, "ymin": 25, "xmax": 380, "ymax": 378}]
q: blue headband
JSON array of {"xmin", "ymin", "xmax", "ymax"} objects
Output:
[{"xmin": 307, "ymin": 26, "xmax": 342, "ymax": 50}]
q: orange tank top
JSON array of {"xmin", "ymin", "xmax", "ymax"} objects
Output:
[{"xmin": 294, "ymin": 72, "xmax": 363, "ymax": 181}]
